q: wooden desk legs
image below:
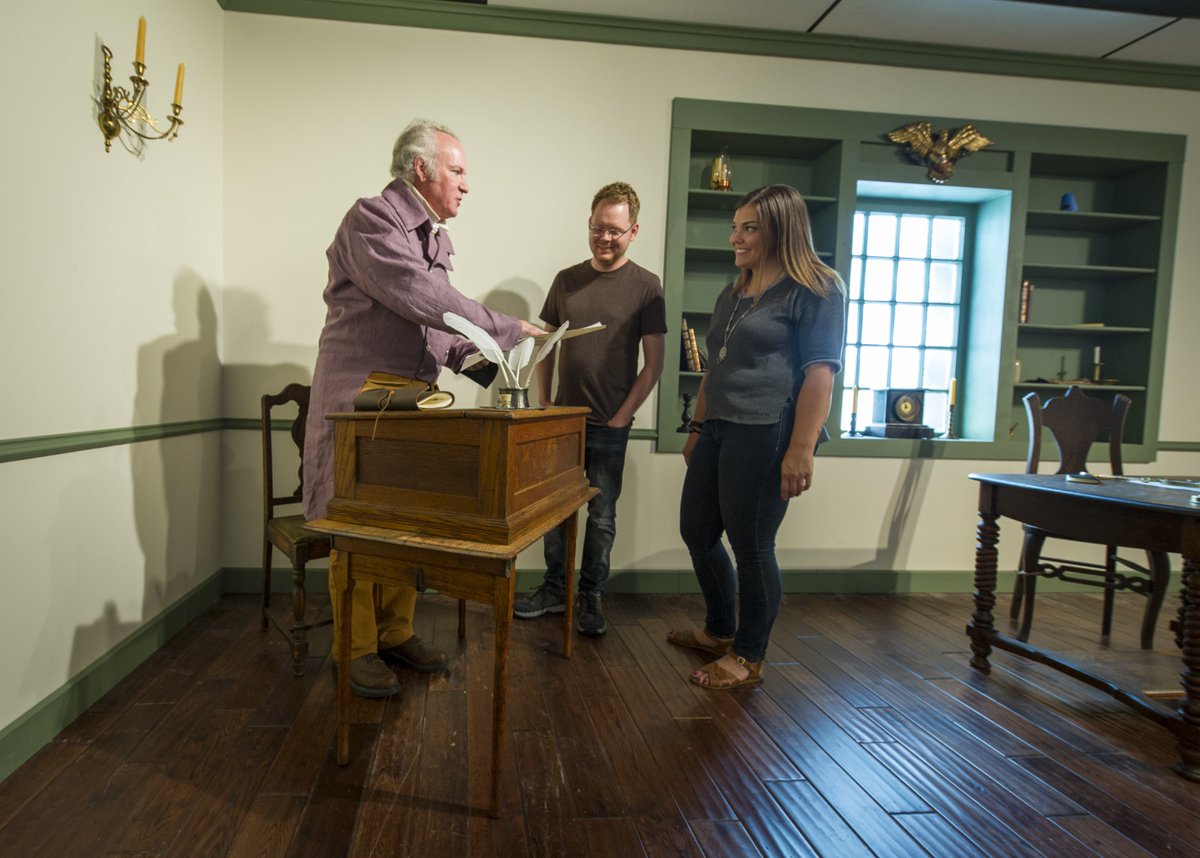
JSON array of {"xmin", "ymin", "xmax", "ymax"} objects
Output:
[
  {"xmin": 489, "ymin": 563, "xmax": 516, "ymax": 817},
  {"xmin": 330, "ymin": 510, "xmax": 583, "ymax": 814},
  {"xmin": 1177, "ymin": 553, "xmax": 1200, "ymax": 781},
  {"xmin": 561, "ymin": 509, "xmax": 579, "ymax": 659},
  {"xmin": 336, "ymin": 549, "xmax": 352, "ymax": 766},
  {"xmin": 967, "ymin": 504, "xmax": 1001, "ymax": 672}
]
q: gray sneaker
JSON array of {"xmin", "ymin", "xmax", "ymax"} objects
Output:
[
  {"xmin": 513, "ymin": 584, "xmax": 566, "ymax": 618},
  {"xmin": 575, "ymin": 591, "xmax": 607, "ymax": 636}
]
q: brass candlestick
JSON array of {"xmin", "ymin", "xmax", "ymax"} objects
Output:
[{"xmin": 97, "ymin": 23, "xmax": 185, "ymax": 153}]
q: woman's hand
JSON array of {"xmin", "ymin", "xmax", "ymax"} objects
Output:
[
  {"xmin": 779, "ymin": 446, "xmax": 814, "ymax": 499},
  {"xmin": 683, "ymin": 430, "xmax": 700, "ymax": 465}
]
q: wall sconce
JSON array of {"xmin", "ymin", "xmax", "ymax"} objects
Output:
[{"xmin": 98, "ymin": 16, "xmax": 185, "ymax": 153}]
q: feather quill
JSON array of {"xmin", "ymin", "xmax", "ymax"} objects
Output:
[
  {"xmin": 508, "ymin": 336, "xmax": 535, "ymax": 386},
  {"xmin": 443, "ymin": 311, "xmax": 517, "ymax": 386},
  {"xmin": 519, "ymin": 321, "xmax": 571, "ymax": 388}
]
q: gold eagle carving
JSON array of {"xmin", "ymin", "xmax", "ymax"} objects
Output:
[{"xmin": 887, "ymin": 121, "xmax": 993, "ymax": 184}]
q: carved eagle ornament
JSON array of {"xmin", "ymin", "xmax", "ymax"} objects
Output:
[{"xmin": 887, "ymin": 121, "xmax": 993, "ymax": 184}]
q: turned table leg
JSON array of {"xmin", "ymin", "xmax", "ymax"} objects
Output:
[
  {"xmin": 1176, "ymin": 554, "xmax": 1200, "ymax": 780},
  {"xmin": 968, "ymin": 496, "xmax": 1001, "ymax": 672}
]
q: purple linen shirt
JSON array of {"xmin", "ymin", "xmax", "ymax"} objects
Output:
[{"xmin": 302, "ymin": 179, "xmax": 521, "ymax": 520}]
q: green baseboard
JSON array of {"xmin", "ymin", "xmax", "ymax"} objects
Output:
[
  {"xmin": 0, "ymin": 572, "xmax": 224, "ymax": 782},
  {"xmin": 231, "ymin": 565, "xmax": 1121, "ymax": 597}
]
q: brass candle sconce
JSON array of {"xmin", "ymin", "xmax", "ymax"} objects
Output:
[{"xmin": 98, "ymin": 17, "xmax": 185, "ymax": 153}]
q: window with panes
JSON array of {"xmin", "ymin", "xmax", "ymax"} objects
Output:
[{"xmin": 841, "ymin": 202, "xmax": 972, "ymax": 436}]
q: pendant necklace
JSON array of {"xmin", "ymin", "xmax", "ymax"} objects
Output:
[{"xmin": 717, "ymin": 291, "xmax": 755, "ymax": 364}]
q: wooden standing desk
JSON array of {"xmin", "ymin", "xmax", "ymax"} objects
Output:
[
  {"xmin": 307, "ymin": 406, "xmax": 595, "ymax": 817},
  {"xmin": 966, "ymin": 472, "xmax": 1200, "ymax": 780}
]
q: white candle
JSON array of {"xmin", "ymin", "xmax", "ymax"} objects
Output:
[
  {"xmin": 949, "ymin": 377, "xmax": 957, "ymax": 407},
  {"xmin": 851, "ymin": 385, "xmax": 859, "ymax": 413},
  {"xmin": 136, "ymin": 16, "xmax": 146, "ymax": 65},
  {"xmin": 1094, "ymin": 345, "xmax": 1101, "ymax": 364}
]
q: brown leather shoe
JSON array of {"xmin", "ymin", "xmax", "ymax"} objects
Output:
[
  {"xmin": 336, "ymin": 653, "xmax": 401, "ymax": 698},
  {"xmin": 378, "ymin": 635, "xmax": 449, "ymax": 673}
]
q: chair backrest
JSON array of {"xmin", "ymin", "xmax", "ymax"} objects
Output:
[
  {"xmin": 1023, "ymin": 385, "xmax": 1130, "ymax": 476},
  {"xmin": 262, "ymin": 383, "xmax": 313, "ymax": 522}
]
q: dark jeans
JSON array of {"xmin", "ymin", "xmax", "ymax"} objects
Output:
[
  {"xmin": 544, "ymin": 423, "xmax": 631, "ymax": 595},
  {"xmin": 679, "ymin": 414, "xmax": 793, "ymax": 662}
]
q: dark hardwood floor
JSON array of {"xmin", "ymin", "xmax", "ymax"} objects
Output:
[{"xmin": 2, "ymin": 587, "xmax": 1199, "ymax": 857}]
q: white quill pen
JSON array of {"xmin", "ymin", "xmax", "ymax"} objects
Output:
[
  {"xmin": 518, "ymin": 321, "xmax": 570, "ymax": 388},
  {"xmin": 443, "ymin": 311, "xmax": 517, "ymax": 387},
  {"xmin": 508, "ymin": 336, "xmax": 535, "ymax": 387}
]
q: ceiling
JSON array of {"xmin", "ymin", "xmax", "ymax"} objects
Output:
[{"xmin": 489, "ymin": 0, "xmax": 1199, "ymax": 69}]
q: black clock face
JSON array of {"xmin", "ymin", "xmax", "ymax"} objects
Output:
[{"xmin": 893, "ymin": 393, "xmax": 920, "ymax": 422}]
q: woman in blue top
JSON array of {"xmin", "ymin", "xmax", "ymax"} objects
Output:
[{"xmin": 668, "ymin": 184, "xmax": 846, "ymax": 689}]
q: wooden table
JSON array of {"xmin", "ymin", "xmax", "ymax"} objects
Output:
[
  {"xmin": 307, "ymin": 505, "xmax": 592, "ymax": 817},
  {"xmin": 966, "ymin": 472, "xmax": 1200, "ymax": 780},
  {"xmin": 307, "ymin": 406, "xmax": 595, "ymax": 817}
]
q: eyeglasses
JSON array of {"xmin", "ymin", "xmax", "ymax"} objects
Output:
[{"xmin": 588, "ymin": 223, "xmax": 635, "ymax": 240}]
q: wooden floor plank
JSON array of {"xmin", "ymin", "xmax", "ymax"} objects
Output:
[
  {"xmin": 864, "ymin": 708, "xmax": 1096, "ymax": 856},
  {"xmin": 891, "ymin": 810, "xmax": 988, "ymax": 858},
  {"xmin": 2, "ymin": 592, "xmax": 1199, "ymax": 858},
  {"xmin": 763, "ymin": 778, "xmax": 875, "ymax": 857}
]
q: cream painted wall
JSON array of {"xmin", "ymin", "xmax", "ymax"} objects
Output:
[
  {"xmin": 0, "ymin": 0, "xmax": 224, "ymax": 731},
  {"xmin": 219, "ymin": 12, "xmax": 1200, "ymax": 579}
]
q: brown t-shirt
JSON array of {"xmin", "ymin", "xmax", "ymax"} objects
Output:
[{"xmin": 540, "ymin": 259, "xmax": 667, "ymax": 425}]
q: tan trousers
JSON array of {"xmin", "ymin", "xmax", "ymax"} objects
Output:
[{"xmin": 328, "ymin": 553, "xmax": 418, "ymax": 661}]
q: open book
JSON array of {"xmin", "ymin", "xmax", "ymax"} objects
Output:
[{"xmin": 526, "ymin": 322, "xmax": 606, "ymax": 346}]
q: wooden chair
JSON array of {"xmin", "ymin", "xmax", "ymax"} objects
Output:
[
  {"xmin": 1010, "ymin": 385, "xmax": 1169, "ymax": 648},
  {"xmin": 261, "ymin": 383, "xmax": 332, "ymax": 675}
]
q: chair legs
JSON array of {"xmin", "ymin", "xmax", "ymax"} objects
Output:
[
  {"xmin": 1101, "ymin": 545, "xmax": 1116, "ymax": 641},
  {"xmin": 262, "ymin": 543, "xmax": 330, "ymax": 676},
  {"xmin": 1139, "ymin": 550, "xmax": 1170, "ymax": 650},
  {"xmin": 260, "ymin": 539, "xmax": 273, "ymax": 632},
  {"xmin": 1013, "ymin": 535, "xmax": 1170, "ymax": 649},
  {"xmin": 1013, "ymin": 530, "xmax": 1046, "ymax": 643}
]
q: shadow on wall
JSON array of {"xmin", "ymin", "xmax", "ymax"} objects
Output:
[
  {"xmin": 220, "ymin": 289, "xmax": 316, "ymax": 418},
  {"xmin": 219, "ymin": 288, "xmax": 314, "ymax": 570},
  {"xmin": 52, "ymin": 271, "xmax": 220, "ymax": 681},
  {"xmin": 631, "ymin": 457, "xmax": 935, "ymax": 579}
]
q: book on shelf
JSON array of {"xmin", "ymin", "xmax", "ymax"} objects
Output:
[
  {"xmin": 680, "ymin": 320, "xmax": 701, "ymax": 372},
  {"xmin": 686, "ymin": 327, "xmax": 703, "ymax": 372},
  {"xmin": 1019, "ymin": 279, "xmax": 1034, "ymax": 323}
]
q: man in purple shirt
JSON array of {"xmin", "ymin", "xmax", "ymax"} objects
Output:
[{"xmin": 303, "ymin": 119, "xmax": 545, "ymax": 698}]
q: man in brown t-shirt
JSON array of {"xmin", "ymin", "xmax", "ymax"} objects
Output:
[{"xmin": 513, "ymin": 182, "xmax": 667, "ymax": 635}]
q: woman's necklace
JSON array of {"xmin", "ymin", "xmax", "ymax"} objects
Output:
[{"xmin": 717, "ymin": 291, "xmax": 755, "ymax": 364}]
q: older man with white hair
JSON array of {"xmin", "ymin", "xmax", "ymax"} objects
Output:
[{"xmin": 303, "ymin": 119, "xmax": 545, "ymax": 698}]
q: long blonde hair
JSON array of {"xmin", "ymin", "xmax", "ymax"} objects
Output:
[{"xmin": 733, "ymin": 185, "xmax": 843, "ymax": 300}]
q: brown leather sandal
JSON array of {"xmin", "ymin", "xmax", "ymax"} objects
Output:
[
  {"xmin": 689, "ymin": 655, "xmax": 764, "ymax": 691},
  {"xmin": 666, "ymin": 627, "xmax": 733, "ymax": 657}
]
